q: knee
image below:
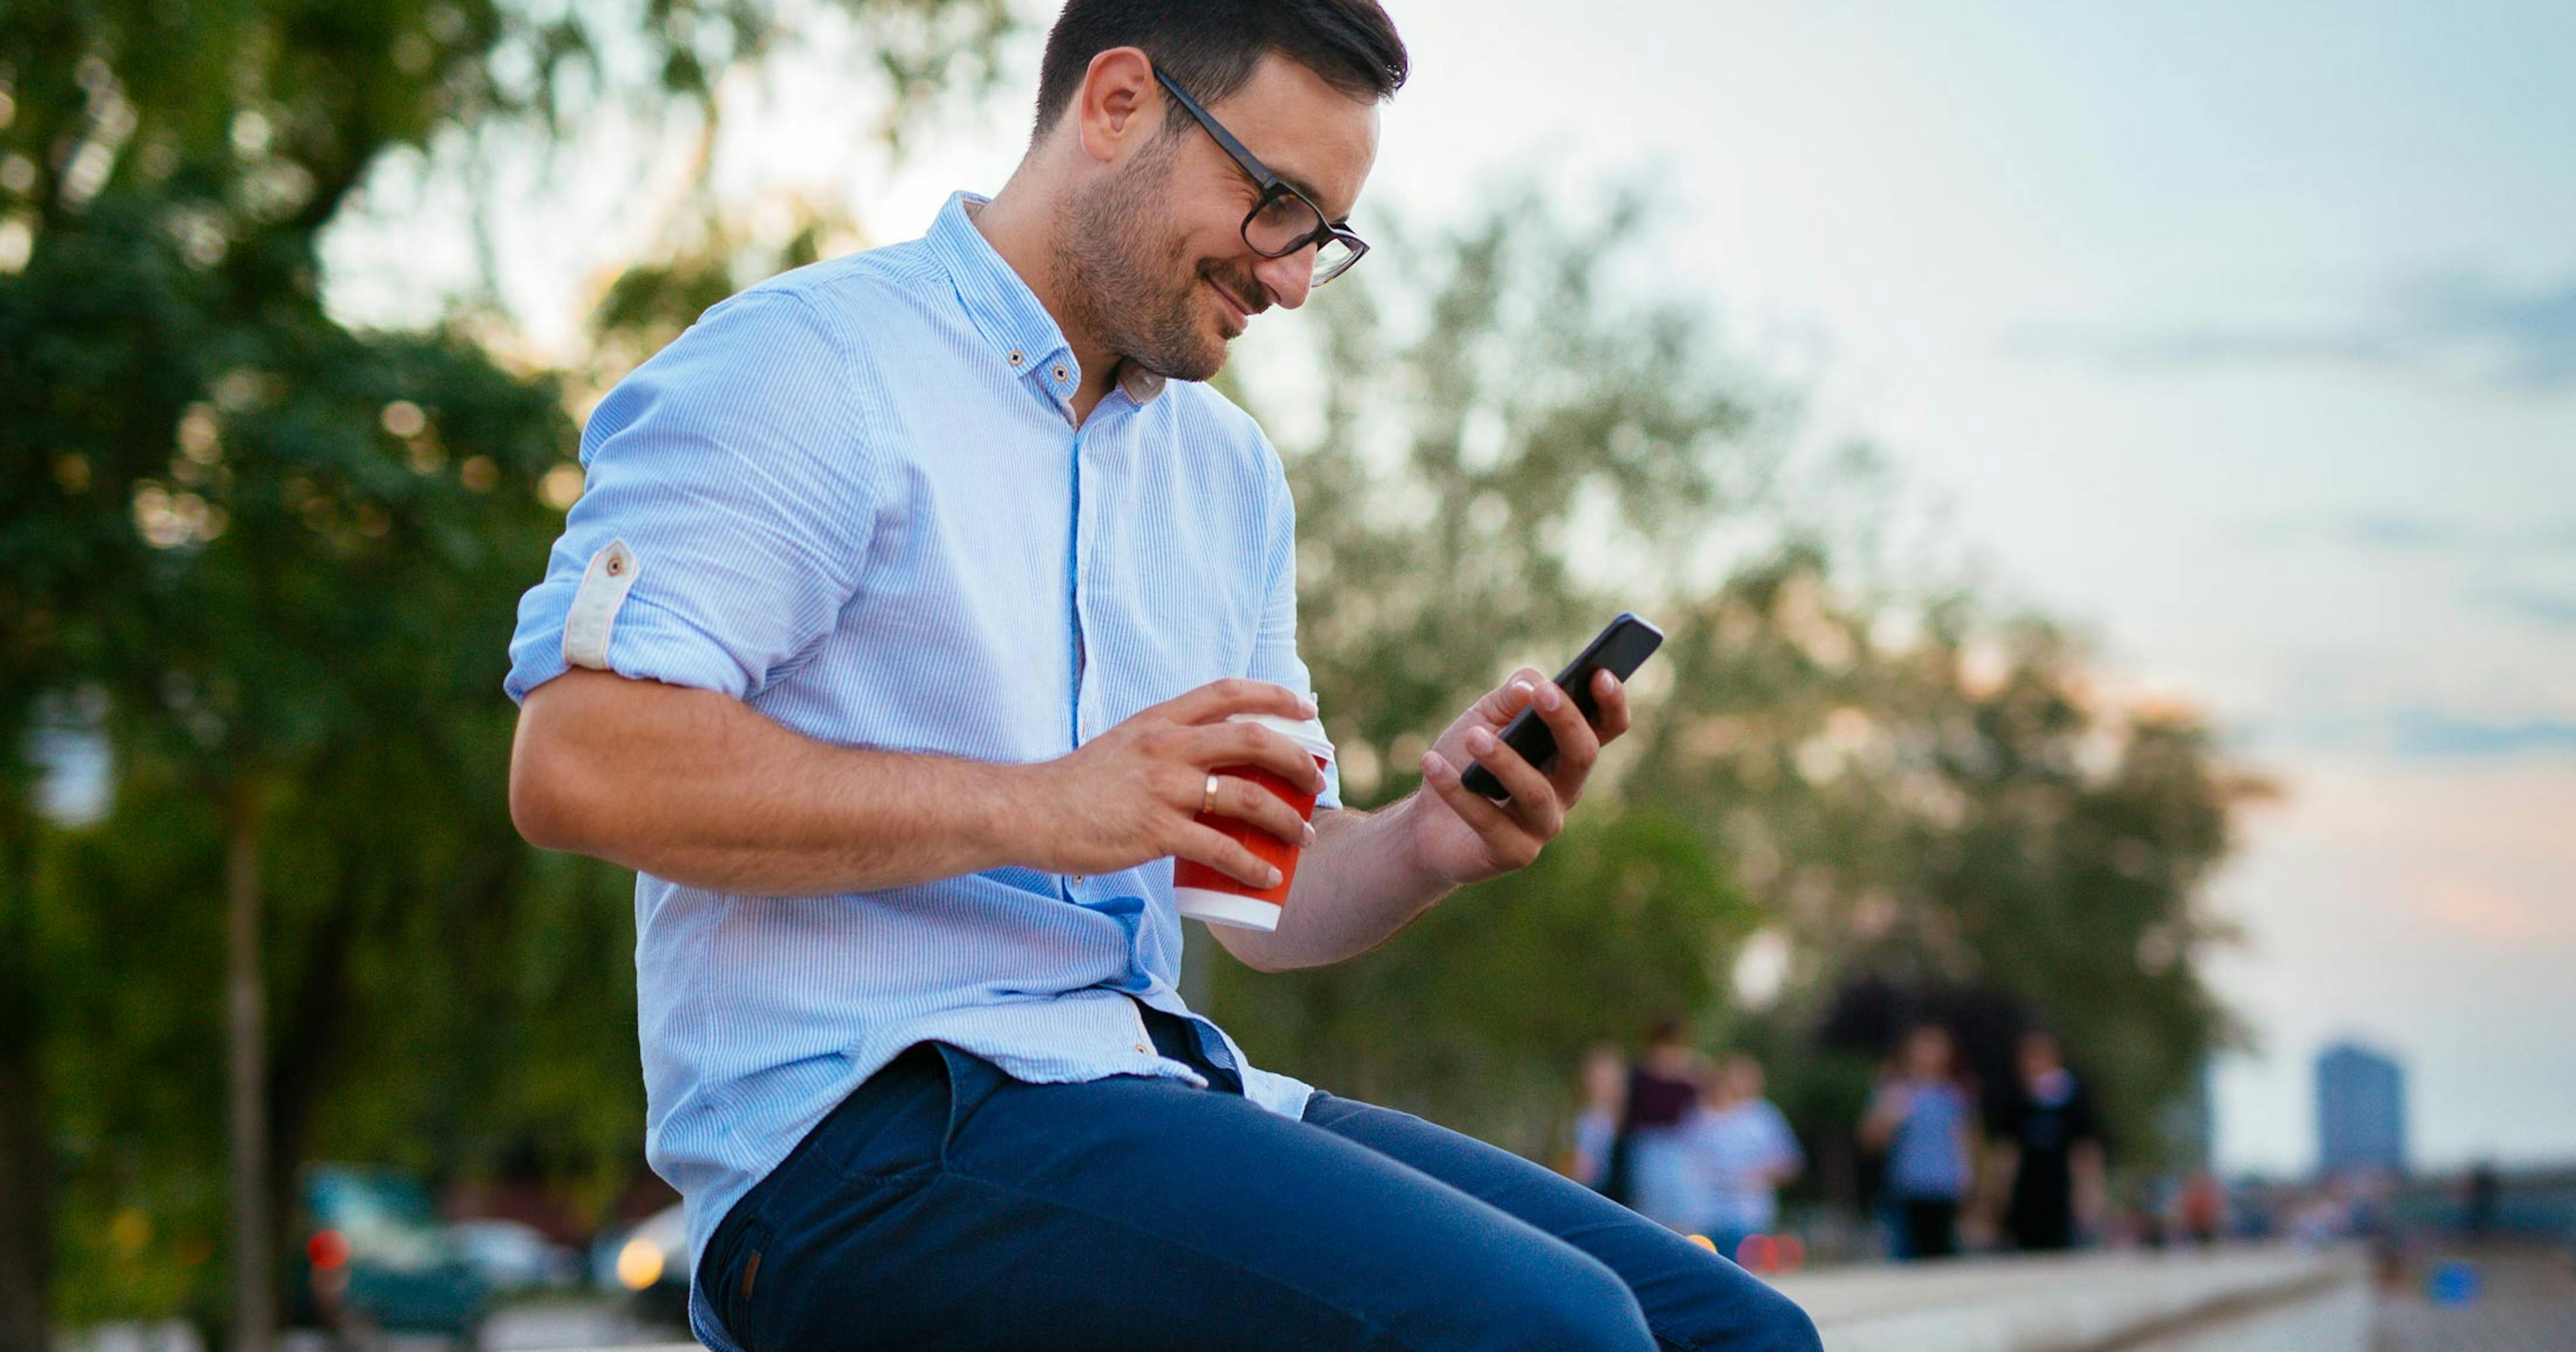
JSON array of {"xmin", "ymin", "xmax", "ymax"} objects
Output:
[
  {"xmin": 1680, "ymin": 1276, "xmax": 1822, "ymax": 1352},
  {"xmin": 1467, "ymin": 1244, "xmax": 1658, "ymax": 1352},
  {"xmin": 1752, "ymin": 1286, "xmax": 1823, "ymax": 1352}
]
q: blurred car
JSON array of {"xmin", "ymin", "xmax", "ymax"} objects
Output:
[
  {"xmin": 292, "ymin": 1166, "xmax": 486, "ymax": 1341},
  {"xmin": 594, "ymin": 1202, "xmax": 690, "ymax": 1327},
  {"xmin": 450, "ymin": 1217, "xmax": 581, "ymax": 1292}
]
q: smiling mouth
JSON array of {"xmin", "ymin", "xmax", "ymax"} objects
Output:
[{"xmin": 1206, "ymin": 278, "xmax": 1256, "ymax": 334}]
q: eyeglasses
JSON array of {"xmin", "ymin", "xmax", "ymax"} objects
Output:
[{"xmin": 1153, "ymin": 68, "xmax": 1368, "ymax": 287}]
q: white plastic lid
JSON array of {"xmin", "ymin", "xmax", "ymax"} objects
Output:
[
  {"xmin": 1226, "ymin": 710, "xmax": 1334, "ymax": 763},
  {"xmin": 1174, "ymin": 887, "xmax": 1284, "ymax": 932}
]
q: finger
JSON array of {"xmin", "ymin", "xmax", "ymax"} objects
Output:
[
  {"xmin": 1205, "ymin": 773, "xmax": 1316, "ymax": 850},
  {"xmin": 1156, "ymin": 677, "xmax": 1316, "ymax": 727},
  {"xmin": 1591, "ymin": 669, "xmax": 1634, "ymax": 743},
  {"xmin": 1471, "ymin": 669, "xmax": 1548, "ymax": 726},
  {"xmin": 1419, "ymin": 750, "xmax": 1542, "ymax": 868},
  {"xmin": 1170, "ymin": 821, "xmax": 1285, "ymax": 890},
  {"xmin": 1526, "ymin": 674, "xmax": 1603, "ymax": 791},
  {"xmin": 1462, "ymin": 724, "xmax": 1566, "ymax": 836},
  {"xmin": 1185, "ymin": 722, "xmax": 1328, "ymax": 795}
]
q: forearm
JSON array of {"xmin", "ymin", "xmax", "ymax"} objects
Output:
[
  {"xmin": 511, "ymin": 668, "xmax": 1029, "ymax": 895},
  {"xmin": 1212, "ymin": 792, "xmax": 1452, "ymax": 972}
]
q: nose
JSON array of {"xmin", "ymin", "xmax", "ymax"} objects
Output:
[{"xmin": 1250, "ymin": 249, "xmax": 1313, "ymax": 312}]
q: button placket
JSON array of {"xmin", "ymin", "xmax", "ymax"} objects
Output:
[{"xmin": 1063, "ymin": 411, "xmax": 1091, "ymax": 899}]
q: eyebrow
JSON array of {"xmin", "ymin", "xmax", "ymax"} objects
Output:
[{"xmin": 1259, "ymin": 160, "xmax": 1350, "ymax": 225}]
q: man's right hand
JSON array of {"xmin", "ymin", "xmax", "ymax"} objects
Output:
[{"xmin": 1020, "ymin": 679, "xmax": 1328, "ymax": 889}]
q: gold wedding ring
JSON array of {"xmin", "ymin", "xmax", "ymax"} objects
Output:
[{"xmin": 1201, "ymin": 773, "xmax": 1220, "ymax": 816}]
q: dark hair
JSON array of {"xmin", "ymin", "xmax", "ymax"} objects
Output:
[{"xmin": 1032, "ymin": 0, "xmax": 1409, "ymax": 140}]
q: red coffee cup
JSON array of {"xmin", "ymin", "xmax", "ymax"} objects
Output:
[{"xmin": 1173, "ymin": 712, "xmax": 1334, "ymax": 932}]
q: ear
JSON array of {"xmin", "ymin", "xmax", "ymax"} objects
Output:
[{"xmin": 1074, "ymin": 46, "xmax": 1159, "ymax": 165}]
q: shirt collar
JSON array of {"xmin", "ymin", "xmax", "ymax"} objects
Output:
[{"xmin": 928, "ymin": 191, "xmax": 1169, "ymax": 407}]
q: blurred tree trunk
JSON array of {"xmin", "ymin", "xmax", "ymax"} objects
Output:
[
  {"xmin": 0, "ymin": 788, "xmax": 48, "ymax": 1352},
  {"xmin": 265, "ymin": 891, "xmax": 359, "ymax": 1267},
  {"xmin": 225, "ymin": 787, "xmax": 272, "ymax": 1352},
  {"xmin": 0, "ymin": 966, "xmax": 48, "ymax": 1352}
]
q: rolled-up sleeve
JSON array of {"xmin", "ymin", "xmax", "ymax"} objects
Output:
[
  {"xmin": 1246, "ymin": 449, "xmax": 1342, "ymax": 811},
  {"xmin": 506, "ymin": 288, "xmax": 875, "ymax": 704}
]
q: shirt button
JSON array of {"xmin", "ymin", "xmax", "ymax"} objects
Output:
[
  {"xmin": 1008, "ymin": 349, "xmax": 1024, "ymax": 365},
  {"xmin": 1134, "ymin": 1043, "xmax": 1152, "ymax": 1055},
  {"xmin": 1053, "ymin": 363, "xmax": 1070, "ymax": 382}
]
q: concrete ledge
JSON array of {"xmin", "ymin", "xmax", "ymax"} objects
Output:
[
  {"xmin": 1770, "ymin": 1245, "xmax": 2369, "ymax": 1352},
  {"xmin": 549, "ymin": 1246, "xmax": 2369, "ymax": 1352}
]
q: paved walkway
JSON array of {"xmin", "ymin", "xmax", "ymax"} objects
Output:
[
  {"xmin": 2373, "ymin": 1247, "xmax": 2576, "ymax": 1352},
  {"xmin": 1768, "ymin": 1245, "xmax": 2365, "ymax": 1352}
]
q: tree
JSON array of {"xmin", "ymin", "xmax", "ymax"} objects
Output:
[
  {"xmin": 1208, "ymin": 193, "xmax": 1780, "ymax": 1153},
  {"xmin": 1617, "ymin": 553, "xmax": 2266, "ymax": 1164},
  {"xmin": 6, "ymin": 192, "xmax": 576, "ymax": 1343},
  {"xmin": 1, "ymin": 2, "xmax": 1007, "ymax": 1343},
  {"xmin": 1220, "ymin": 191, "xmax": 2261, "ymax": 1180}
]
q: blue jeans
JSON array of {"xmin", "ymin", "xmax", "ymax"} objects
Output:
[{"xmin": 697, "ymin": 1001, "xmax": 1819, "ymax": 1351}]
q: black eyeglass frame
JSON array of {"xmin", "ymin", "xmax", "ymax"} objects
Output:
[{"xmin": 1152, "ymin": 67, "xmax": 1368, "ymax": 286}]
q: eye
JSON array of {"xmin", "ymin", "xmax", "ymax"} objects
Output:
[{"xmin": 1253, "ymin": 194, "xmax": 1311, "ymax": 231}]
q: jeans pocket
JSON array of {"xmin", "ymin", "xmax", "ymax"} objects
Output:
[
  {"xmin": 805, "ymin": 1041, "xmax": 977, "ymax": 1184},
  {"xmin": 926, "ymin": 1043, "xmax": 996, "ymax": 1172}
]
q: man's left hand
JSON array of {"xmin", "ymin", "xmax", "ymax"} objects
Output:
[{"xmin": 1405, "ymin": 665, "xmax": 1632, "ymax": 886}]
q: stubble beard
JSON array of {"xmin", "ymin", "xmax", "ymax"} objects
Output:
[{"xmin": 1053, "ymin": 139, "xmax": 1240, "ymax": 385}]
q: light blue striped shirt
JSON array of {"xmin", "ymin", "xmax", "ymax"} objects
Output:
[{"xmin": 504, "ymin": 192, "xmax": 1341, "ymax": 1343}]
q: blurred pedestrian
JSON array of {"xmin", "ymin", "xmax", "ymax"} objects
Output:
[
  {"xmin": 1985, "ymin": 1029, "xmax": 2104, "ymax": 1252},
  {"xmin": 1607, "ymin": 1017, "xmax": 1710, "ymax": 1232},
  {"xmin": 1862, "ymin": 1023, "xmax": 1976, "ymax": 1260},
  {"xmin": 1569, "ymin": 1044, "xmax": 1627, "ymax": 1190},
  {"xmin": 2176, "ymin": 1172, "xmax": 2224, "ymax": 1247},
  {"xmin": 2465, "ymin": 1160, "xmax": 2500, "ymax": 1242},
  {"xmin": 1686, "ymin": 1054, "xmax": 1804, "ymax": 1262}
]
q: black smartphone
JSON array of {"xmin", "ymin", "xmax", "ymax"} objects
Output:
[{"xmin": 1460, "ymin": 614, "xmax": 1664, "ymax": 801}]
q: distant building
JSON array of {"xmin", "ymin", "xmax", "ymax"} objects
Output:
[{"xmin": 2315, "ymin": 1041, "xmax": 2408, "ymax": 1178}]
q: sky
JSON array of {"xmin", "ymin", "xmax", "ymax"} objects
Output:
[{"xmin": 319, "ymin": 0, "xmax": 2576, "ymax": 1176}]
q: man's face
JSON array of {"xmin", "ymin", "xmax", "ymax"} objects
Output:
[{"xmin": 1060, "ymin": 53, "xmax": 1380, "ymax": 382}]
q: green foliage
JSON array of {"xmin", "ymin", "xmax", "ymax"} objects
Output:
[
  {"xmin": 6, "ymin": 0, "xmax": 2261, "ymax": 1331},
  {"xmin": 2, "ymin": 0, "xmax": 1012, "ymax": 1333},
  {"xmin": 1222, "ymin": 194, "xmax": 2260, "ymax": 1178},
  {"xmin": 1623, "ymin": 554, "xmax": 2266, "ymax": 1165},
  {"xmin": 1224, "ymin": 807, "xmax": 1752, "ymax": 1158},
  {"xmin": 3, "ymin": 166, "xmax": 592, "ymax": 1317},
  {"xmin": 1211, "ymin": 195, "xmax": 1777, "ymax": 1154}
]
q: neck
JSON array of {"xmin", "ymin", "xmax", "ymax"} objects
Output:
[{"xmin": 969, "ymin": 174, "xmax": 1123, "ymax": 422}]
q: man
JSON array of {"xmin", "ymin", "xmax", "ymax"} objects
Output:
[
  {"xmin": 505, "ymin": 2, "xmax": 1819, "ymax": 1348},
  {"xmin": 1986, "ymin": 1029, "xmax": 2105, "ymax": 1253}
]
